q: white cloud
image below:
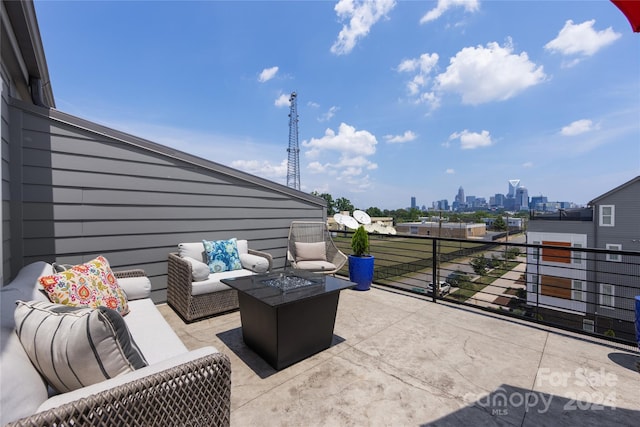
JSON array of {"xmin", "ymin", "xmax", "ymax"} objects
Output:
[
  {"xmin": 545, "ymin": 20, "xmax": 620, "ymax": 66},
  {"xmin": 435, "ymin": 39, "xmax": 546, "ymax": 105},
  {"xmin": 522, "ymin": 161, "xmax": 533, "ymax": 168},
  {"xmin": 448, "ymin": 129, "xmax": 493, "ymax": 149},
  {"xmin": 420, "ymin": 0, "xmax": 480, "ymax": 24},
  {"xmin": 384, "ymin": 130, "xmax": 417, "ymax": 144},
  {"xmin": 274, "ymin": 94, "xmax": 291, "ymax": 107},
  {"xmin": 302, "ymin": 122, "xmax": 378, "ymax": 190},
  {"xmin": 318, "ymin": 106, "xmax": 339, "ymax": 122},
  {"xmin": 307, "ymin": 101, "xmax": 320, "ymax": 108},
  {"xmin": 303, "ymin": 122, "xmax": 377, "ymax": 157},
  {"xmin": 560, "ymin": 119, "xmax": 599, "ymax": 136},
  {"xmin": 331, "ymin": 0, "xmax": 396, "ymax": 55},
  {"xmin": 230, "ymin": 159, "xmax": 288, "ymax": 178},
  {"xmin": 397, "ymin": 53, "xmax": 440, "ymax": 108},
  {"xmin": 258, "ymin": 66, "xmax": 279, "ymax": 83},
  {"xmin": 446, "ymin": 168, "xmax": 455, "ymax": 174}
]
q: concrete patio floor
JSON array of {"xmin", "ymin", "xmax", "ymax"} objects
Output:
[{"xmin": 158, "ymin": 285, "xmax": 640, "ymax": 426}]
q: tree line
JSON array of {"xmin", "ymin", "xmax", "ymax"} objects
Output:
[{"xmin": 311, "ymin": 192, "xmax": 527, "ymax": 227}]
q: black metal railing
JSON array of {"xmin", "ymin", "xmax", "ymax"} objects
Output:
[{"xmin": 333, "ymin": 232, "xmax": 640, "ymax": 347}]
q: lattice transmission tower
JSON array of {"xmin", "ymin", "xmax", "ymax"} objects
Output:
[{"xmin": 286, "ymin": 92, "xmax": 300, "ymax": 190}]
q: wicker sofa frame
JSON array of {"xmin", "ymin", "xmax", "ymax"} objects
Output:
[
  {"xmin": 167, "ymin": 249, "xmax": 272, "ymax": 322},
  {"xmin": 4, "ymin": 269, "xmax": 232, "ymax": 427},
  {"xmin": 7, "ymin": 352, "xmax": 231, "ymax": 427}
]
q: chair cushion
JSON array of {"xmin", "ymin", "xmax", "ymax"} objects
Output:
[
  {"xmin": 240, "ymin": 253, "xmax": 269, "ymax": 273},
  {"xmin": 236, "ymin": 239, "xmax": 249, "ymax": 255},
  {"xmin": 178, "ymin": 242, "xmax": 207, "ymax": 263},
  {"xmin": 182, "ymin": 256, "xmax": 210, "ymax": 281},
  {"xmin": 202, "ymin": 238, "xmax": 242, "ymax": 273},
  {"xmin": 124, "ymin": 299, "xmax": 188, "ymax": 364},
  {"xmin": 295, "ymin": 242, "xmax": 327, "ymax": 261},
  {"xmin": 295, "ymin": 260, "xmax": 337, "ymax": 272},
  {"xmin": 0, "ymin": 288, "xmax": 49, "ymax": 425},
  {"xmin": 14, "ymin": 300, "xmax": 148, "ymax": 393},
  {"xmin": 191, "ymin": 269, "xmax": 254, "ymax": 296},
  {"xmin": 117, "ymin": 276, "xmax": 152, "ymax": 301},
  {"xmin": 38, "ymin": 256, "xmax": 130, "ymax": 316}
]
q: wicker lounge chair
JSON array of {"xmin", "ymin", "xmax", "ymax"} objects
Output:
[{"xmin": 287, "ymin": 221, "xmax": 347, "ymax": 274}]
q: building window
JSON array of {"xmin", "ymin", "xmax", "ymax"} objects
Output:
[
  {"xmin": 599, "ymin": 283, "xmax": 615, "ymax": 309},
  {"xmin": 542, "ymin": 241, "xmax": 571, "ymax": 263},
  {"xmin": 583, "ymin": 319, "xmax": 595, "ymax": 333},
  {"xmin": 572, "ymin": 243, "xmax": 583, "ymax": 265},
  {"xmin": 571, "ymin": 280, "xmax": 586, "ymax": 302},
  {"xmin": 541, "ymin": 275, "xmax": 572, "ymax": 299},
  {"xmin": 410, "ymin": 226, "xmax": 418, "ymax": 235},
  {"xmin": 599, "ymin": 205, "xmax": 615, "ymax": 227},
  {"xmin": 531, "ymin": 275, "xmax": 538, "ymax": 294},
  {"xmin": 606, "ymin": 244, "xmax": 622, "ymax": 262},
  {"xmin": 531, "ymin": 241, "xmax": 541, "ymax": 258}
]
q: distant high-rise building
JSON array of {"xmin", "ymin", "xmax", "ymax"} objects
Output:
[
  {"xmin": 411, "ymin": 196, "xmax": 416, "ymax": 209},
  {"xmin": 494, "ymin": 193, "xmax": 505, "ymax": 208},
  {"xmin": 455, "ymin": 186, "xmax": 465, "ymax": 204},
  {"xmin": 515, "ymin": 186, "xmax": 529, "ymax": 210},
  {"xmin": 508, "ymin": 179, "xmax": 520, "ymax": 198}
]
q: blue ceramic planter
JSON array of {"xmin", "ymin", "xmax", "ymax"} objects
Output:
[{"xmin": 348, "ymin": 255, "xmax": 374, "ymax": 291}]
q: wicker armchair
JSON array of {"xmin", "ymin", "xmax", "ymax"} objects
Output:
[
  {"xmin": 6, "ymin": 352, "xmax": 231, "ymax": 427},
  {"xmin": 168, "ymin": 244, "xmax": 273, "ymax": 322},
  {"xmin": 287, "ymin": 221, "xmax": 348, "ymax": 274}
]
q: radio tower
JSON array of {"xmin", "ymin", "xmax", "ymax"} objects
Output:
[{"xmin": 286, "ymin": 92, "xmax": 300, "ymax": 190}]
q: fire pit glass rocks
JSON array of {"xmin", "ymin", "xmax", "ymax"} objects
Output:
[{"xmin": 261, "ymin": 272, "xmax": 321, "ymax": 292}]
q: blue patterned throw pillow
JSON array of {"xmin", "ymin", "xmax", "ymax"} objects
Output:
[{"xmin": 202, "ymin": 238, "xmax": 242, "ymax": 273}]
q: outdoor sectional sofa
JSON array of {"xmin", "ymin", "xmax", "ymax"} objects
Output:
[
  {"xmin": 0, "ymin": 260, "xmax": 231, "ymax": 426},
  {"xmin": 167, "ymin": 239, "xmax": 272, "ymax": 322}
]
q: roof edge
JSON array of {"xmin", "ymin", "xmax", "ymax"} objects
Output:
[
  {"xmin": 588, "ymin": 175, "xmax": 640, "ymax": 205},
  {"xmin": 10, "ymin": 98, "xmax": 326, "ymax": 208}
]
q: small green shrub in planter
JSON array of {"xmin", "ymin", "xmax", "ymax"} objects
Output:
[
  {"xmin": 349, "ymin": 225, "xmax": 373, "ymax": 291},
  {"xmin": 351, "ymin": 225, "xmax": 369, "ymax": 256}
]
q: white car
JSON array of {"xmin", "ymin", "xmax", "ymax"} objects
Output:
[{"xmin": 426, "ymin": 280, "xmax": 451, "ymax": 296}]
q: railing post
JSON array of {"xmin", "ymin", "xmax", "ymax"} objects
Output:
[{"xmin": 432, "ymin": 238, "xmax": 438, "ymax": 302}]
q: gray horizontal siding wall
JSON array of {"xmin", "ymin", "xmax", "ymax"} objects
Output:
[
  {"xmin": 1, "ymin": 66, "xmax": 10, "ymax": 283},
  {"xmin": 9, "ymin": 100, "xmax": 325, "ymax": 301}
]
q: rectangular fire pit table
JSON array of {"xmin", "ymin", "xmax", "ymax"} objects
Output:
[{"xmin": 221, "ymin": 271, "xmax": 354, "ymax": 370}]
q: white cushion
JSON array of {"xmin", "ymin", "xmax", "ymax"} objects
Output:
[
  {"xmin": 0, "ymin": 289, "xmax": 49, "ymax": 425},
  {"xmin": 236, "ymin": 239, "xmax": 248, "ymax": 255},
  {"xmin": 8, "ymin": 261, "xmax": 54, "ymax": 298},
  {"xmin": 240, "ymin": 253, "xmax": 269, "ymax": 273},
  {"xmin": 295, "ymin": 242, "xmax": 327, "ymax": 261},
  {"xmin": 117, "ymin": 276, "xmax": 152, "ymax": 300},
  {"xmin": 14, "ymin": 300, "xmax": 148, "ymax": 393},
  {"xmin": 125, "ymin": 299, "xmax": 188, "ymax": 364},
  {"xmin": 182, "ymin": 256, "xmax": 210, "ymax": 282},
  {"xmin": 191, "ymin": 269, "xmax": 254, "ymax": 296},
  {"xmin": 37, "ymin": 346, "xmax": 219, "ymax": 414},
  {"xmin": 178, "ymin": 242, "xmax": 206, "ymax": 263},
  {"xmin": 295, "ymin": 260, "xmax": 337, "ymax": 272}
]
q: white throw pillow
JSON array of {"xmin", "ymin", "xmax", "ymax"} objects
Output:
[
  {"xmin": 295, "ymin": 242, "xmax": 327, "ymax": 262},
  {"xmin": 177, "ymin": 242, "xmax": 207, "ymax": 263},
  {"xmin": 14, "ymin": 300, "xmax": 148, "ymax": 393},
  {"xmin": 240, "ymin": 253, "xmax": 269, "ymax": 273},
  {"xmin": 182, "ymin": 256, "xmax": 211, "ymax": 281}
]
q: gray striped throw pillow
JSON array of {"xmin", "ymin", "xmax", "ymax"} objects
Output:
[{"xmin": 14, "ymin": 300, "xmax": 148, "ymax": 393}]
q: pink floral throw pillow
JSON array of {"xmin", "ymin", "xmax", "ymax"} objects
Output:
[{"xmin": 39, "ymin": 256, "xmax": 129, "ymax": 316}]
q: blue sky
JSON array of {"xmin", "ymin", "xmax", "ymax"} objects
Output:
[{"xmin": 35, "ymin": 0, "xmax": 639, "ymax": 210}]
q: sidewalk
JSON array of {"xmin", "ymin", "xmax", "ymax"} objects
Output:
[{"xmin": 468, "ymin": 261, "xmax": 527, "ymax": 308}]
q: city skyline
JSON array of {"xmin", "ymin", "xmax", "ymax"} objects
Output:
[{"xmin": 35, "ymin": 1, "xmax": 639, "ymax": 210}]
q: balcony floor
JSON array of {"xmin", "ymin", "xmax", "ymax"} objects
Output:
[{"xmin": 158, "ymin": 285, "xmax": 640, "ymax": 426}]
